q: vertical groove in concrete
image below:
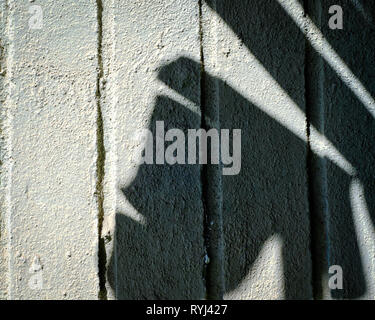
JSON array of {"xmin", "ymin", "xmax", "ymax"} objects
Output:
[
  {"xmin": 95, "ymin": 0, "xmax": 107, "ymax": 301},
  {"xmin": 198, "ymin": 0, "xmax": 209, "ymax": 298},
  {"xmin": 199, "ymin": 0, "xmax": 225, "ymax": 300},
  {"xmin": 198, "ymin": 0, "xmax": 210, "ymax": 299},
  {"xmin": 304, "ymin": 0, "xmax": 329, "ymax": 299},
  {"xmin": 99, "ymin": 0, "xmax": 118, "ymax": 300}
]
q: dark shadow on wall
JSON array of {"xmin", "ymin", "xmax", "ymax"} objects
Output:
[
  {"xmin": 312, "ymin": 1, "xmax": 375, "ymax": 299},
  {"xmin": 112, "ymin": 100, "xmax": 208, "ymax": 299},
  {"xmin": 108, "ymin": 0, "xmax": 375, "ymax": 299},
  {"xmin": 203, "ymin": 0, "xmax": 375, "ymax": 299},
  {"xmin": 107, "ymin": 61, "xmax": 206, "ymax": 299},
  {"xmin": 108, "ymin": 57, "xmax": 312, "ymax": 299},
  {"xmin": 107, "ymin": 60, "xmax": 206, "ymax": 299}
]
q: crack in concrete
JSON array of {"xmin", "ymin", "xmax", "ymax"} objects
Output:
[
  {"xmin": 199, "ymin": 0, "xmax": 224, "ymax": 300},
  {"xmin": 198, "ymin": 0, "xmax": 210, "ymax": 300},
  {"xmin": 95, "ymin": 0, "xmax": 107, "ymax": 301},
  {"xmin": 304, "ymin": 0, "xmax": 327, "ymax": 300}
]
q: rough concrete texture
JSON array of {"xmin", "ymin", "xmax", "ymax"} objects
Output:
[
  {"xmin": 0, "ymin": 1, "xmax": 100, "ymax": 299},
  {"xmin": 203, "ymin": 0, "xmax": 312, "ymax": 299},
  {"xmin": 100, "ymin": 0, "xmax": 206, "ymax": 299},
  {"xmin": 0, "ymin": 0, "xmax": 9, "ymax": 300},
  {"xmin": 319, "ymin": 0, "xmax": 375, "ymax": 299},
  {"xmin": 0, "ymin": 0, "xmax": 374, "ymax": 300}
]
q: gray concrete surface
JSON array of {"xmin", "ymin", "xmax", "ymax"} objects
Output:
[
  {"xmin": 203, "ymin": 0, "xmax": 312, "ymax": 299},
  {"xmin": 0, "ymin": 0, "xmax": 8, "ymax": 300},
  {"xmin": 0, "ymin": 0, "xmax": 100, "ymax": 299},
  {"xmin": 100, "ymin": 0, "xmax": 206, "ymax": 299},
  {"xmin": 0, "ymin": 0, "xmax": 374, "ymax": 300},
  {"xmin": 319, "ymin": 0, "xmax": 375, "ymax": 299}
]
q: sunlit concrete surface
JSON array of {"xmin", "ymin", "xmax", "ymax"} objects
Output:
[
  {"xmin": 0, "ymin": 0, "xmax": 374, "ymax": 300},
  {"xmin": 0, "ymin": 0, "xmax": 100, "ymax": 299}
]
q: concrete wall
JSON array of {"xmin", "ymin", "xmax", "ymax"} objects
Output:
[{"xmin": 0, "ymin": 0, "xmax": 374, "ymax": 299}]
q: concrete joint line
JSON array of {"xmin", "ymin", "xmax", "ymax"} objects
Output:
[{"xmin": 95, "ymin": 0, "xmax": 107, "ymax": 301}]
